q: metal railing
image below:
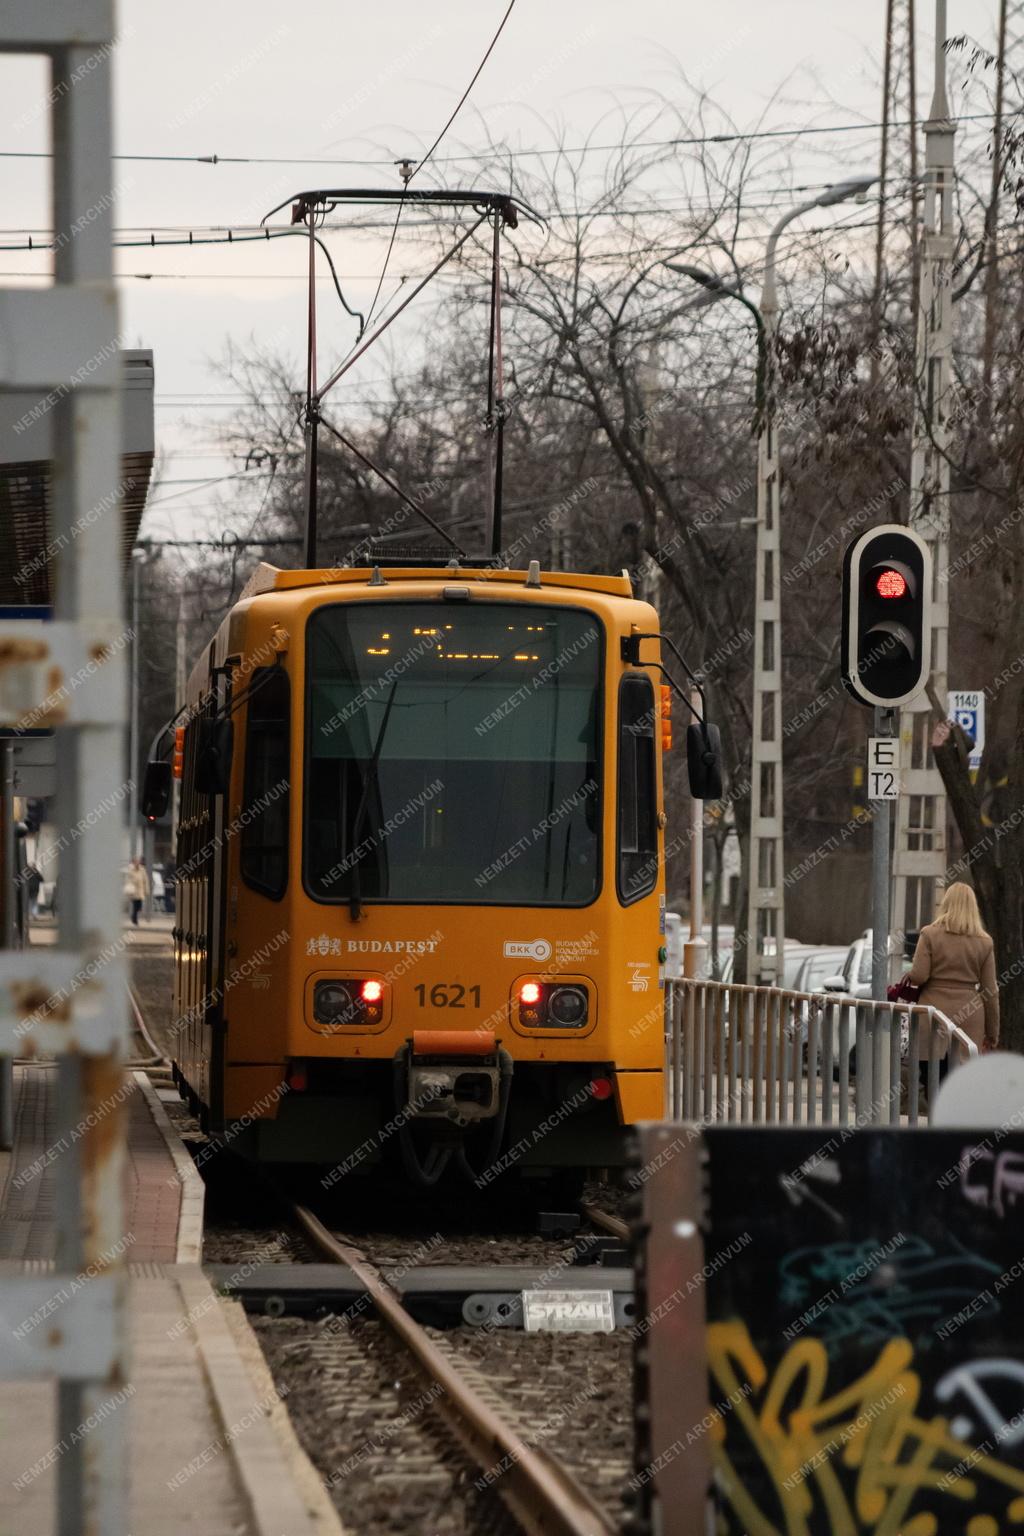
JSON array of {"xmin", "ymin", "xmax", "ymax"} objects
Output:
[{"xmin": 665, "ymin": 978, "xmax": 979, "ymax": 1127}]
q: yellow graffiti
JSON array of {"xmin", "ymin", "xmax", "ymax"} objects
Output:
[{"xmin": 707, "ymin": 1321, "xmax": 1024, "ymax": 1536}]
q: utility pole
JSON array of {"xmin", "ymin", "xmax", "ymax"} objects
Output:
[
  {"xmin": 745, "ymin": 180, "xmax": 875, "ymax": 983},
  {"xmin": 666, "ymin": 189, "xmax": 877, "ymax": 985},
  {"xmin": 747, "ymin": 284, "xmax": 785, "ymax": 985},
  {"xmin": 893, "ymin": 0, "xmax": 955, "ymax": 946},
  {"xmin": 871, "ymin": 0, "xmax": 920, "ymax": 377}
]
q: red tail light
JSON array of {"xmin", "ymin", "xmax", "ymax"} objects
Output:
[
  {"xmin": 360, "ymin": 979, "xmax": 384, "ymax": 1004},
  {"xmin": 519, "ymin": 981, "xmax": 542, "ymax": 1006}
]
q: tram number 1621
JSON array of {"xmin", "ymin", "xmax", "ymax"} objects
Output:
[{"xmin": 413, "ymin": 983, "xmax": 483, "ymax": 1008}]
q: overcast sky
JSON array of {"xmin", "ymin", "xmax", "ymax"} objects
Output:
[{"xmin": 1, "ymin": 0, "xmax": 1001, "ymax": 547}]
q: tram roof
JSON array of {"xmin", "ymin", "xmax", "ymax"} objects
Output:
[{"xmin": 239, "ymin": 562, "xmax": 635, "ymax": 602}]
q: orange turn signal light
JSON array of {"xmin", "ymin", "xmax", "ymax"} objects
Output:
[{"xmin": 172, "ymin": 725, "xmax": 185, "ymax": 780}]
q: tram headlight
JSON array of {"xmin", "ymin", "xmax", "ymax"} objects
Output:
[
  {"xmin": 548, "ymin": 986, "xmax": 588, "ymax": 1028},
  {"xmin": 515, "ymin": 981, "xmax": 590, "ymax": 1029},
  {"xmin": 313, "ymin": 981, "xmax": 357, "ymax": 1026}
]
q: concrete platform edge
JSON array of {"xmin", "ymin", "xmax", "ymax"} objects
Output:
[
  {"xmin": 176, "ymin": 1267, "xmax": 345, "ymax": 1536},
  {"xmin": 220, "ymin": 1290, "xmax": 349, "ymax": 1535},
  {"xmin": 133, "ymin": 1070, "xmax": 204, "ymax": 1263}
]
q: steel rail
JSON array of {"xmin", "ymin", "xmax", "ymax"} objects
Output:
[
  {"xmin": 126, "ymin": 983, "xmax": 167, "ymax": 1067},
  {"xmin": 291, "ymin": 1202, "xmax": 615, "ymax": 1536},
  {"xmin": 579, "ymin": 1201, "xmax": 630, "ymax": 1245}
]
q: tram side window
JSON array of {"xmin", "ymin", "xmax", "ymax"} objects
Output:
[
  {"xmin": 618, "ymin": 675, "xmax": 658, "ymax": 904},
  {"xmin": 240, "ymin": 668, "xmax": 290, "ymax": 898}
]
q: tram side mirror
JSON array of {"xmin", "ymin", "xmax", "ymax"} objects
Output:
[
  {"xmin": 141, "ymin": 761, "xmax": 172, "ymax": 820},
  {"xmin": 686, "ymin": 721, "xmax": 723, "ymax": 800},
  {"xmin": 196, "ymin": 718, "xmax": 233, "ymax": 796}
]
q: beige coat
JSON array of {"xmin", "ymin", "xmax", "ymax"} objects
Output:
[
  {"xmin": 909, "ymin": 921, "xmax": 999, "ymax": 1059},
  {"xmin": 124, "ymin": 863, "xmax": 149, "ymax": 901}
]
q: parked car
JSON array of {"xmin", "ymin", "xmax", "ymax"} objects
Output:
[
  {"xmin": 822, "ymin": 930, "xmax": 874, "ymax": 1000},
  {"xmin": 792, "ymin": 946, "xmax": 849, "ymax": 996},
  {"xmin": 716, "ymin": 941, "xmax": 821, "ymax": 990},
  {"xmin": 816, "ymin": 931, "xmax": 876, "ymax": 1075}
]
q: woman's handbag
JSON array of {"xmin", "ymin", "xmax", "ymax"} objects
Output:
[{"xmin": 887, "ymin": 973, "xmax": 921, "ymax": 1004}]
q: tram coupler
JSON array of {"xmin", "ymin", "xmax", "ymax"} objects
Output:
[{"xmin": 395, "ymin": 1033, "xmax": 512, "ymax": 1129}]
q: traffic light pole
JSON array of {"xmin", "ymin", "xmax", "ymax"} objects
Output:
[
  {"xmin": 841, "ymin": 525, "xmax": 932, "ymax": 1003},
  {"xmin": 871, "ymin": 707, "xmax": 896, "ymax": 1001}
]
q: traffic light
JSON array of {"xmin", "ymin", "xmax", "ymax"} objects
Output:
[{"xmin": 841, "ymin": 523, "xmax": 932, "ymax": 708}]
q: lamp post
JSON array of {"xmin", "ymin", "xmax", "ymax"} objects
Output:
[{"xmin": 666, "ymin": 176, "xmax": 876, "ymax": 984}]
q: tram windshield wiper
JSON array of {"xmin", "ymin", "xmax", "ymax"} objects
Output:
[{"xmin": 347, "ymin": 677, "xmax": 400, "ymax": 922}]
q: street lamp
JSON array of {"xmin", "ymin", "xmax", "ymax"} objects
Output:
[
  {"xmin": 666, "ymin": 175, "xmax": 876, "ymax": 984},
  {"xmin": 665, "ymin": 263, "xmax": 767, "ymax": 424}
]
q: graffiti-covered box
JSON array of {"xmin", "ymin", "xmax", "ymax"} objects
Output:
[{"xmin": 632, "ymin": 1123, "xmax": 1024, "ymax": 1535}]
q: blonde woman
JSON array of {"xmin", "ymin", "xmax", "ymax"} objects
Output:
[{"xmin": 909, "ymin": 882, "xmax": 999, "ymax": 1080}]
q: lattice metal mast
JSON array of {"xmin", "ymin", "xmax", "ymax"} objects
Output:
[
  {"xmin": 746, "ymin": 284, "xmax": 786, "ymax": 986},
  {"xmin": 871, "ymin": 0, "xmax": 921, "ymax": 376},
  {"xmin": 893, "ymin": 0, "xmax": 956, "ymax": 942},
  {"xmin": 743, "ymin": 179, "xmax": 877, "ymax": 984}
]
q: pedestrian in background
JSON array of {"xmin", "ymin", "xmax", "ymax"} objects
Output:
[
  {"xmin": 124, "ymin": 857, "xmax": 149, "ymax": 927},
  {"xmin": 909, "ymin": 882, "xmax": 999, "ymax": 1090}
]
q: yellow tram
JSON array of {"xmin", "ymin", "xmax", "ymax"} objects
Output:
[{"xmin": 153, "ymin": 557, "xmax": 717, "ymax": 1189}]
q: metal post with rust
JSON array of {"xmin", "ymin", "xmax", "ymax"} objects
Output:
[
  {"xmin": 52, "ymin": 13, "xmax": 131, "ymax": 1529},
  {"xmin": 0, "ymin": 8, "xmax": 130, "ymax": 1533},
  {"xmin": 0, "ymin": 740, "xmax": 14, "ymax": 1148}
]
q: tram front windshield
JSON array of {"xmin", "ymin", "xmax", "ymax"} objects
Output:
[{"xmin": 305, "ymin": 601, "xmax": 601, "ymax": 906}]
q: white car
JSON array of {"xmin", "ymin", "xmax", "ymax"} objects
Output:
[{"xmin": 822, "ymin": 931, "xmax": 874, "ymax": 1000}]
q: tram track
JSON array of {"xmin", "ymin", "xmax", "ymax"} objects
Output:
[
  {"xmin": 129, "ymin": 976, "xmax": 634, "ymax": 1532},
  {"xmin": 286, "ymin": 1201, "xmax": 618, "ymax": 1536},
  {"xmin": 127, "ymin": 979, "xmax": 169, "ymax": 1066},
  {"xmin": 579, "ymin": 1199, "xmax": 629, "ymax": 1244}
]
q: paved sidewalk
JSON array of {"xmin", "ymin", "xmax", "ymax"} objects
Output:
[
  {"xmin": 27, "ymin": 913, "xmax": 175, "ymax": 950},
  {"xmin": 0, "ymin": 1067, "xmax": 183, "ymax": 1264},
  {"xmin": 0, "ymin": 1065, "xmax": 345, "ymax": 1535},
  {"xmin": 0, "ymin": 1269, "xmax": 344, "ymax": 1536}
]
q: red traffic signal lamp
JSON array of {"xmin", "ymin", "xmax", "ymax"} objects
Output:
[
  {"xmin": 841, "ymin": 524, "xmax": 932, "ymax": 708},
  {"xmin": 875, "ymin": 567, "xmax": 908, "ymax": 600}
]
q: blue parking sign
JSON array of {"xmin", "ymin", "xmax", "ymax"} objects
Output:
[{"xmin": 948, "ymin": 690, "xmax": 984, "ymax": 768}]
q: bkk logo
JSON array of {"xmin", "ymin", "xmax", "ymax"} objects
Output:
[{"xmin": 504, "ymin": 939, "xmax": 552, "ymax": 961}]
